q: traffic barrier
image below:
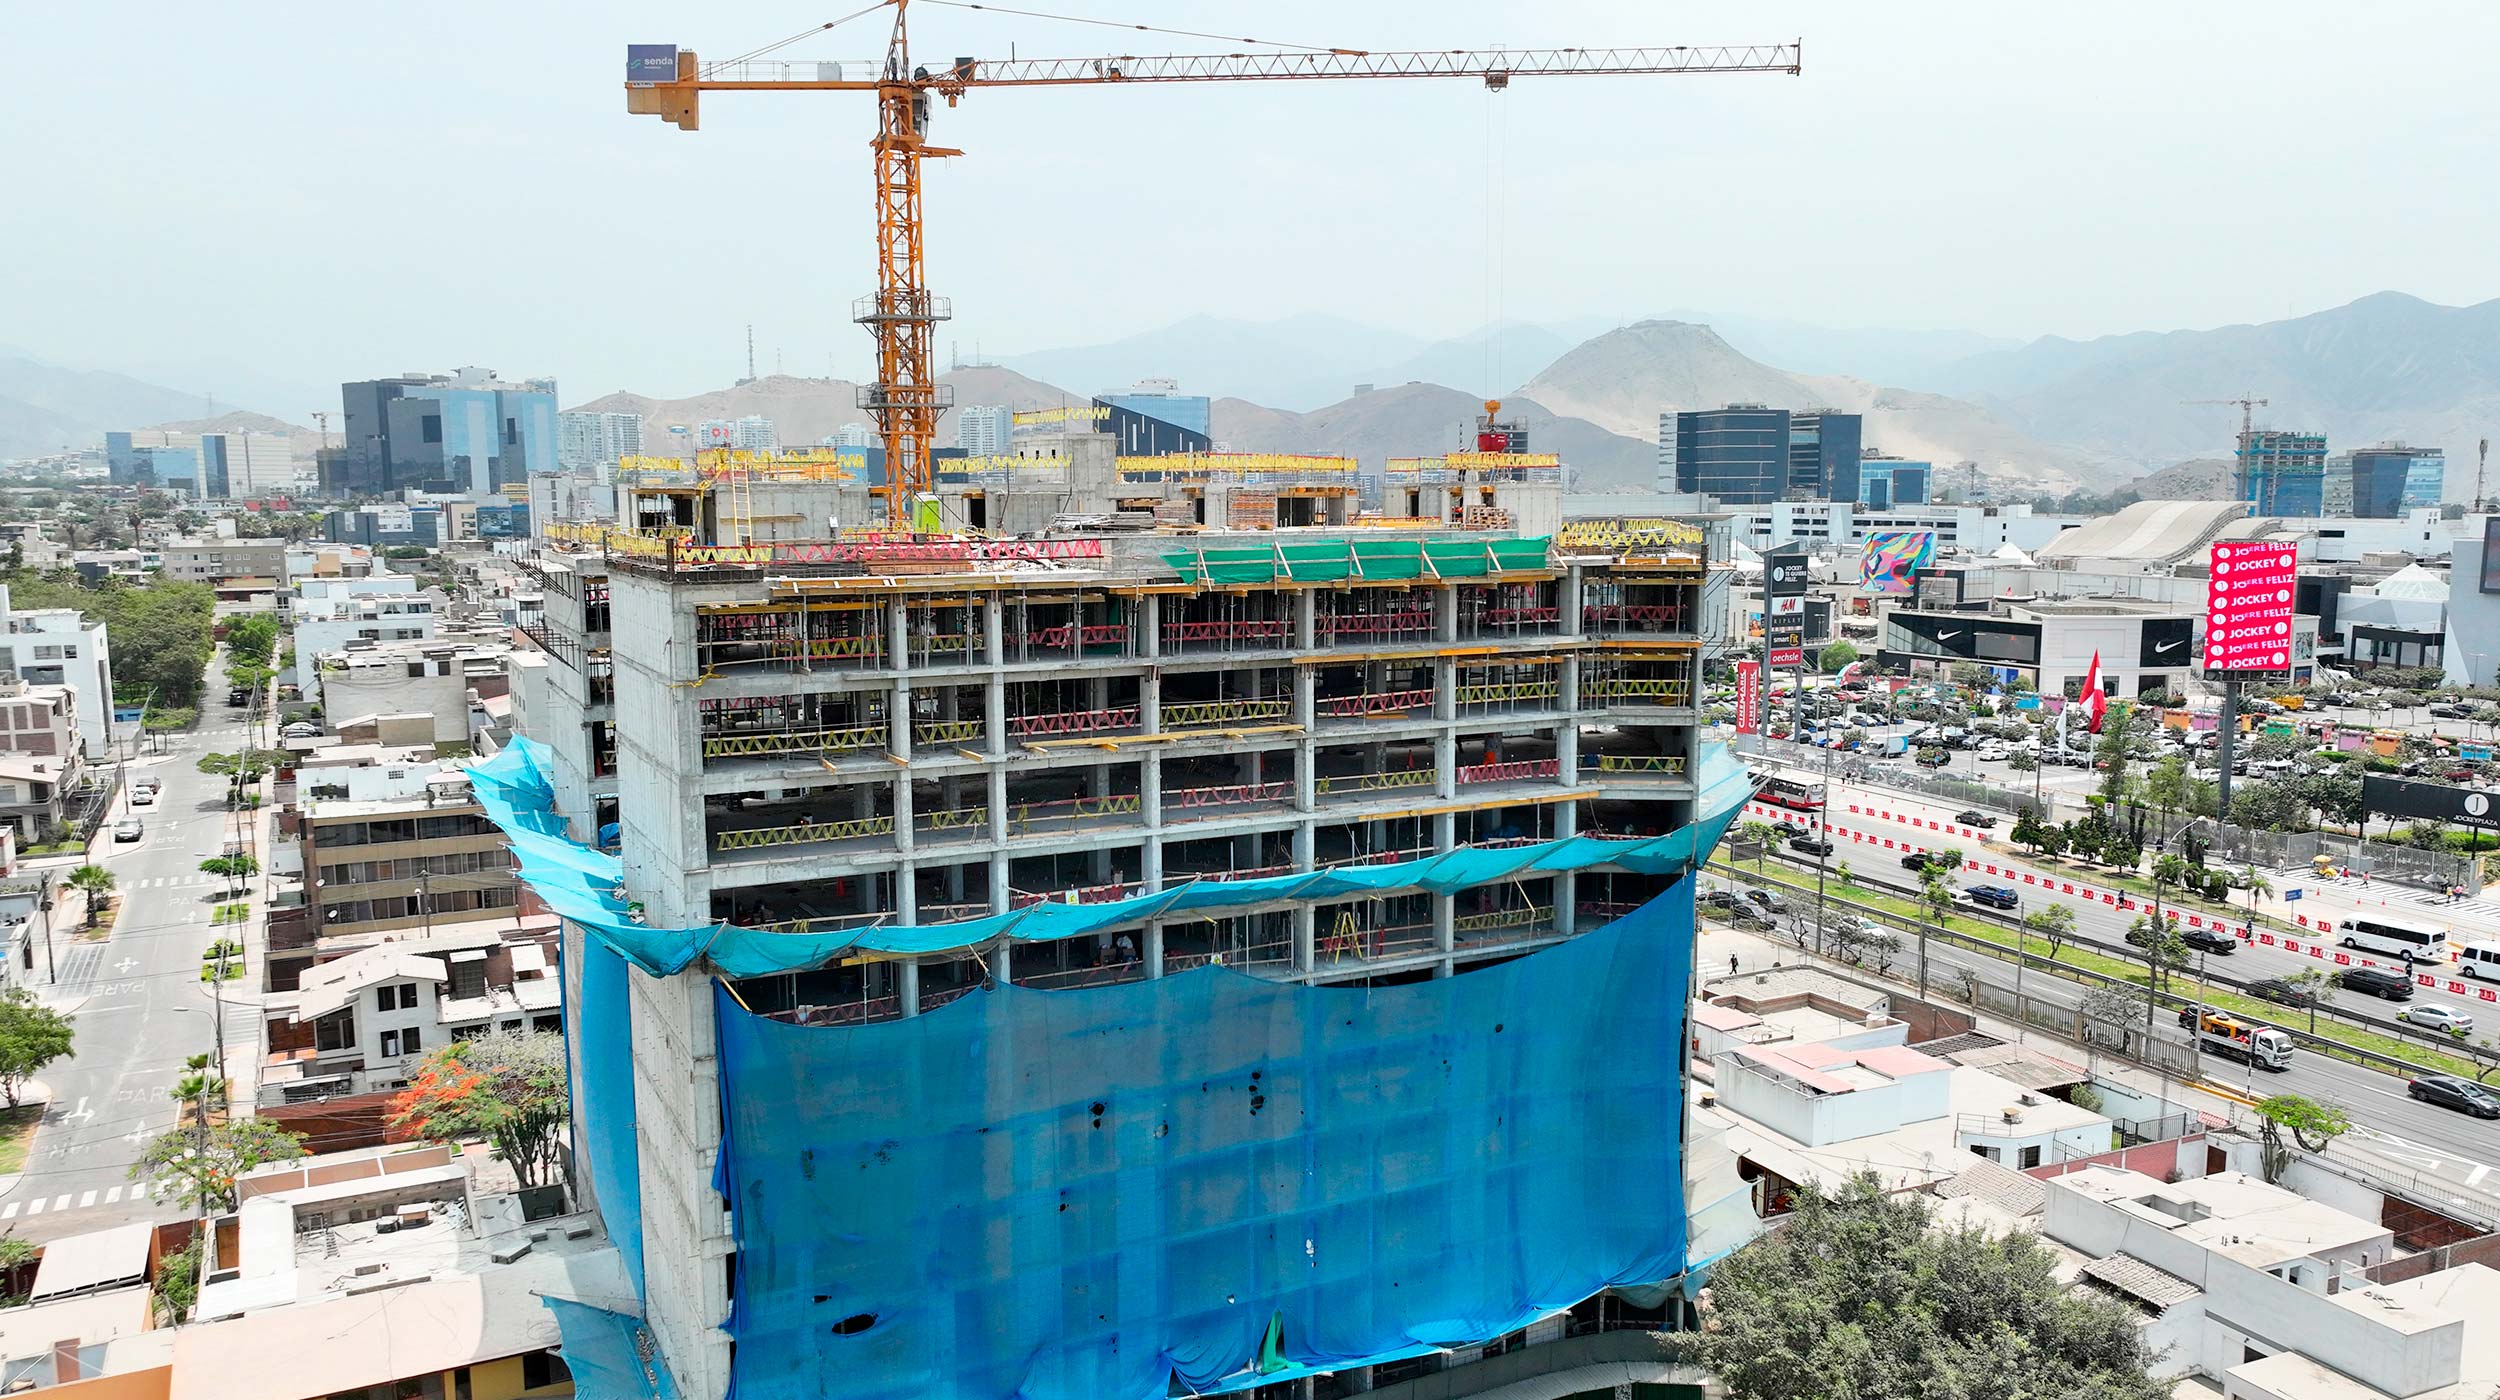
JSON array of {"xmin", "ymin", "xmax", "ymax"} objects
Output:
[
  {"xmin": 1163, "ymin": 698, "xmax": 1293, "ymax": 728},
  {"xmin": 716, "ymin": 815, "xmax": 895, "ymax": 851},
  {"xmin": 1320, "ymin": 688, "xmax": 1435, "ymax": 718},
  {"xmin": 702, "ymin": 726, "xmax": 884, "ymax": 759},
  {"xmin": 1008, "ymin": 707, "xmax": 1141, "ymax": 738}
]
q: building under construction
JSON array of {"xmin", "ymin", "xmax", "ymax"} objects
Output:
[{"xmin": 497, "ymin": 434, "xmax": 1748, "ymax": 1400}]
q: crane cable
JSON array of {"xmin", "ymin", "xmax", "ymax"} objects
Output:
[
  {"xmin": 711, "ymin": 2, "xmax": 896, "ymax": 72},
  {"xmin": 919, "ymin": 0, "xmax": 1361, "ymax": 54}
]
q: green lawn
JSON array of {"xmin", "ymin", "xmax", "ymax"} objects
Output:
[
  {"xmin": 210, "ymin": 903, "xmax": 249, "ymax": 926},
  {"xmin": 1710, "ymin": 851, "xmax": 2490, "ymax": 1082},
  {"xmin": 0, "ymin": 1104, "xmax": 40, "ymax": 1174}
]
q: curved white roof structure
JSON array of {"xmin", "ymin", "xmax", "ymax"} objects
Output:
[{"xmin": 2034, "ymin": 499, "xmax": 2254, "ymax": 567}]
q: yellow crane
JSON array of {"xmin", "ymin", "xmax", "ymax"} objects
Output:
[{"xmin": 627, "ymin": 0, "xmax": 1800, "ymax": 533}]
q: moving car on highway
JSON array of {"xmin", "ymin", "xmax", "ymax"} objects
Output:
[
  {"xmin": 2408, "ymin": 1074, "xmax": 2500, "ymax": 1119},
  {"xmin": 2398, "ymin": 1004, "xmax": 2475, "ymax": 1035}
]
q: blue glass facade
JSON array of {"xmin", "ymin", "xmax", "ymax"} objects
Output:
[
  {"xmin": 2240, "ymin": 430, "xmax": 2328, "ymax": 517},
  {"xmin": 196, "ymin": 435, "xmax": 233, "ymax": 499},
  {"xmin": 1858, "ymin": 457, "xmax": 1931, "ymax": 509},
  {"xmin": 1674, "ymin": 406, "xmax": 1791, "ymax": 504},
  {"xmin": 2349, "ymin": 446, "xmax": 2445, "ymax": 517},
  {"xmin": 1789, "ymin": 412, "xmax": 1863, "ymax": 503},
  {"xmin": 341, "ymin": 374, "xmax": 557, "ymax": 498},
  {"xmin": 1096, "ymin": 394, "xmax": 1213, "ymax": 457}
]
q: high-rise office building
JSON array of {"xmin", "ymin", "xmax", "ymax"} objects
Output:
[
  {"xmin": 2348, "ymin": 444, "xmax": 2445, "ymax": 517},
  {"xmin": 108, "ymin": 430, "xmax": 294, "ymax": 498},
  {"xmin": 1857, "ymin": 455, "xmax": 1931, "ymax": 510},
  {"xmin": 731, "ymin": 415, "xmax": 776, "ymax": 451},
  {"xmin": 955, "ymin": 404, "xmax": 1011, "ymax": 458},
  {"xmin": 1096, "ymin": 378, "xmax": 1214, "ymax": 456},
  {"xmin": 1673, "ymin": 404, "xmax": 1791, "ymax": 503},
  {"xmin": 2238, "ymin": 429, "xmax": 2328, "ymax": 517},
  {"xmin": 1788, "ymin": 411, "xmax": 1863, "ymax": 504},
  {"xmin": 338, "ymin": 368, "xmax": 557, "ymax": 499}
]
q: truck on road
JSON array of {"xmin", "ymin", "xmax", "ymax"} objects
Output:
[{"xmin": 2176, "ymin": 1007, "xmax": 2294, "ymax": 1071}]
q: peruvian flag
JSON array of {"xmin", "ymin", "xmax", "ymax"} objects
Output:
[{"xmin": 2082, "ymin": 650, "xmax": 2108, "ymax": 732}]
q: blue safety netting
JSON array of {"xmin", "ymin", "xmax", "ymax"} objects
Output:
[
  {"xmin": 711, "ymin": 883, "xmax": 1698, "ymax": 1400},
  {"xmin": 467, "ymin": 737, "xmax": 1753, "ymax": 979},
  {"xmin": 545, "ymin": 1296, "xmax": 680, "ymax": 1400},
  {"xmin": 574, "ymin": 933, "xmax": 645, "ymax": 1301}
]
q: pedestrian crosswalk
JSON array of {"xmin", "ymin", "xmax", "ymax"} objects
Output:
[
  {"xmin": 2, "ymin": 1180, "xmax": 154, "ymax": 1218},
  {"xmin": 2259, "ymin": 865, "xmax": 2500, "ymax": 923},
  {"xmin": 125, "ymin": 874, "xmax": 220, "ymax": 891},
  {"xmin": 2379, "ymin": 887, "xmax": 2500, "ymax": 921}
]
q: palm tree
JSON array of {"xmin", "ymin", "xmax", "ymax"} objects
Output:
[
  {"xmin": 1917, "ymin": 874, "xmax": 1956, "ymax": 999},
  {"xmin": 67, "ymin": 865, "xmax": 115, "ymax": 930},
  {"xmin": 2238, "ymin": 865, "xmax": 2272, "ymax": 926}
]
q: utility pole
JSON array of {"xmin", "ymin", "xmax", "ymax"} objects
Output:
[{"xmin": 2479, "ymin": 438, "xmax": 2491, "ymax": 514}]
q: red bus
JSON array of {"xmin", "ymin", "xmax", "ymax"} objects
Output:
[{"xmin": 1757, "ymin": 775, "xmax": 1827, "ymax": 814}]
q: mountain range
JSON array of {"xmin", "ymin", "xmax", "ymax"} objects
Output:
[{"xmin": 15, "ymin": 291, "xmax": 2500, "ymax": 500}]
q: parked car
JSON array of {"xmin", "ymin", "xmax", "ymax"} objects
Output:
[
  {"xmin": 1915, "ymin": 749, "xmax": 1951, "ymax": 769},
  {"xmin": 2248, "ymin": 977, "xmax": 2322, "ymax": 1009},
  {"xmin": 112, "ymin": 817, "xmax": 143, "ymax": 842},
  {"xmin": 2340, "ymin": 967, "xmax": 2415, "ymax": 1000},
  {"xmin": 2410, "ymin": 1074, "xmax": 2500, "ymax": 1118},
  {"xmin": 1963, "ymin": 885, "xmax": 2019, "ymax": 911},
  {"xmin": 1788, "ymin": 832, "xmax": 1835, "ymax": 857},
  {"xmin": 1745, "ymin": 889, "xmax": 1790, "ymax": 916},
  {"xmin": 2398, "ymin": 1004, "xmax": 2475, "ymax": 1035},
  {"xmin": 280, "ymin": 722, "xmax": 319, "ymax": 739},
  {"xmin": 2181, "ymin": 927, "xmax": 2240, "ymax": 956},
  {"xmin": 2429, "ymin": 703, "xmax": 2476, "ymax": 719},
  {"xmin": 1700, "ymin": 889, "xmax": 1741, "ymax": 913},
  {"xmin": 1952, "ymin": 809, "xmax": 1998, "ymax": 829},
  {"xmin": 131, "ymin": 787, "xmax": 156, "ymax": 808}
]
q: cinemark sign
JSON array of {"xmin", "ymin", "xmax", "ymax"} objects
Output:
[{"xmin": 2204, "ymin": 540, "xmax": 2296, "ymax": 672}]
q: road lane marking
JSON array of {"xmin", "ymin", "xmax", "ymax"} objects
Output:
[
  {"xmin": 49, "ymin": 1196, "xmax": 67, "ymax": 1212},
  {"xmin": 24, "ymin": 1199, "xmax": 39, "ymax": 1216},
  {"xmin": 132, "ymin": 1181, "xmax": 150, "ymax": 1198},
  {"xmin": 1, "ymin": 1203, "xmax": 17, "ymax": 1219},
  {"xmin": 103, "ymin": 1187, "xmax": 120, "ymax": 1204},
  {"xmin": 76, "ymin": 1191, "xmax": 94, "ymax": 1208}
]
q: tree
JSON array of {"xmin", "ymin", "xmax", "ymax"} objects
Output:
[
  {"xmin": 1736, "ymin": 820, "xmax": 1778, "ymax": 873},
  {"xmin": 2011, "ymin": 807, "xmax": 2044, "ymax": 854},
  {"xmin": 1916, "ymin": 874, "xmax": 1955, "ymax": 997},
  {"xmin": 2024, "ymin": 904, "xmax": 2077, "ymax": 961},
  {"xmin": 2231, "ymin": 781, "xmax": 2307, "ymax": 833},
  {"xmin": 2144, "ymin": 756, "xmax": 2189, "ymax": 842},
  {"xmin": 151, "ymin": 1235, "xmax": 202, "ymax": 1325},
  {"xmin": 133, "ymin": 1118, "xmax": 308, "ymax": 1216},
  {"xmin": 1817, "ymin": 641, "xmax": 1859, "ymax": 674},
  {"xmin": 390, "ymin": 1030, "xmax": 570, "ymax": 1190},
  {"xmin": 1693, "ymin": 1173, "xmax": 2167, "ymax": 1400},
  {"xmin": 2256, "ymin": 1094, "xmax": 2350, "ymax": 1185},
  {"xmin": 2094, "ymin": 706, "xmax": 2137, "ymax": 806},
  {"xmin": 2237, "ymin": 865, "xmax": 2272, "ymax": 921},
  {"xmin": 2081, "ymin": 984, "xmax": 2144, "ymax": 1054},
  {"xmin": 66, "ymin": 865, "xmax": 114, "ymax": 929},
  {"xmin": 2284, "ymin": 967, "xmax": 2336, "ymax": 1035},
  {"xmin": 2123, "ymin": 912, "xmax": 2189, "ymax": 994},
  {"xmin": 197, "ymin": 854, "xmax": 259, "ymax": 880},
  {"xmin": 0, "ymin": 991, "xmax": 73, "ymax": 1108}
]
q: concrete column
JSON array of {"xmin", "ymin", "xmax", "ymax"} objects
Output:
[
  {"xmin": 1294, "ymin": 741, "xmax": 1317, "ymax": 812},
  {"xmin": 1433, "ymin": 892, "xmax": 1454, "ymax": 968},
  {"xmin": 1141, "ymin": 594, "xmax": 1161, "ymax": 661},
  {"xmin": 1294, "ymin": 666, "xmax": 1316, "ymax": 732},
  {"xmin": 983, "ymin": 594, "xmax": 1003, "ymax": 664},
  {"xmin": 1293, "ymin": 903, "xmax": 1317, "ymax": 974},
  {"xmin": 988, "ymin": 766, "xmax": 1009, "ymax": 845},
  {"xmin": 1562, "ymin": 566, "xmax": 1586, "ymax": 637},
  {"xmin": 985, "ymin": 674, "xmax": 1007, "ymax": 757},
  {"xmin": 1555, "ymin": 871, "xmax": 1578, "ymax": 938},
  {"xmin": 1433, "ymin": 659, "xmax": 1456, "ymax": 721},
  {"xmin": 898, "ymin": 959, "xmax": 921, "ymax": 1017},
  {"xmin": 1142, "ymin": 830, "xmax": 1165, "ymax": 888},
  {"xmin": 988, "ymin": 852, "xmax": 1011, "ymax": 914},
  {"xmin": 1295, "ymin": 589, "xmax": 1317, "ymax": 650},
  {"xmin": 893, "ymin": 773, "xmax": 916, "ymax": 856},
  {"xmin": 1434, "ymin": 811, "xmax": 1457, "ymax": 853},
  {"xmin": 1141, "ymin": 669, "xmax": 1161, "ymax": 734},
  {"xmin": 1435, "ymin": 729, "xmax": 1459, "ymax": 799},
  {"xmin": 992, "ymin": 935, "xmax": 1012, "ymax": 982},
  {"xmin": 1434, "ymin": 585, "xmax": 1458, "ymax": 643},
  {"xmin": 1141, "ymin": 754, "xmax": 1163, "ymax": 831},
  {"xmin": 889, "ymin": 598, "xmax": 910, "ymax": 673},
  {"xmin": 895, "ymin": 862, "xmax": 918, "ymax": 925},
  {"xmin": 1144, "ymin": 920, "xmax": 1166, "ymax": 979}
]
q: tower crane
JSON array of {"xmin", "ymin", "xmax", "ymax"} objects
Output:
[
  {"xmin": 2185, "ymin": 395, "xmax": 2270, "ymax": 503},
  {"xmin": 627, "ymin": 0, "xmax": 1801, "ymax": 532}
]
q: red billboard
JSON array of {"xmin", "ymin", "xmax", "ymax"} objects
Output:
[
  {"xmin": 2204, "ymin": 541, "xmax": 2297, "ymax": 673},
  {"xmin": 1735, "ymin": 659, "xmax": 1761, "ymax": 735}
]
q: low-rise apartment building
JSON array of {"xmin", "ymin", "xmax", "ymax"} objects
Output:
[
  {"xmin": 257, "ymin": 915, "xmax": 562, "ymax": 1105},
  {"xmin": 0, "ymin": 585, "xmax": 115, "ymax": 757},
  {"xmin": 160, "ymin": 538, "xmax": 288, "ymax": 586}
]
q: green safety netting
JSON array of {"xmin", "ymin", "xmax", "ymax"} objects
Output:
[{"xmin": 1161, "ymin": 536, "xmax": 1552, "ymax": 586}]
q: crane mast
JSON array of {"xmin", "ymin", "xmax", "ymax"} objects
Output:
[{"xmin": 627, "ymin": 0, "xmax": 1801, "ymax": 531}]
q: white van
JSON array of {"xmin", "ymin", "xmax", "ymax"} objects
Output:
[{"xmin": 2461, "ymin": 941, "xmax": 2500, "ymax": 981}]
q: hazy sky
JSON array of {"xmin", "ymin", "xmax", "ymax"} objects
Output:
[{"xmin": 12, "ymin": 2, "xmax": 2498, "ymax": 406}]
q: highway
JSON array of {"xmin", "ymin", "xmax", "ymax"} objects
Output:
[{"xmin": 1713, "ymin": 762, "xmax": 2500, "ymax": 1206}]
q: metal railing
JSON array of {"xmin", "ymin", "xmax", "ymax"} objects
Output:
[
  {"xmin": 716, "ymin": 814, "xmax": 896, "ymax": 852},
  {"xmin": 702, "ymin": 725, "xmax": 883, "ymax": 760}
]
